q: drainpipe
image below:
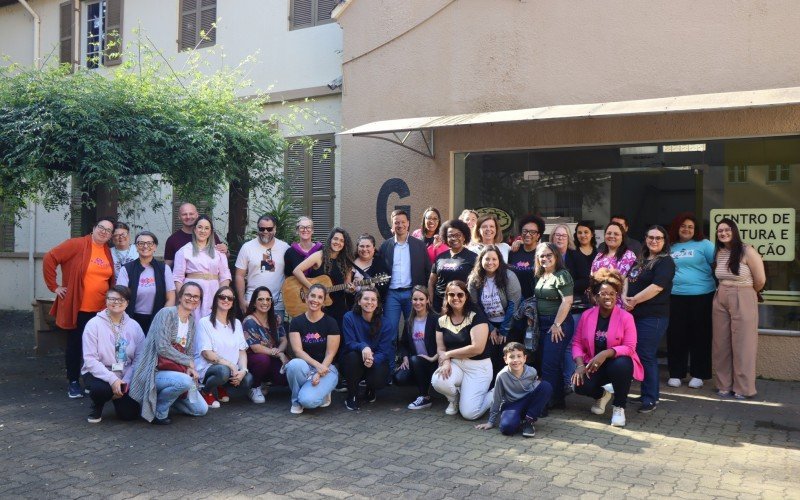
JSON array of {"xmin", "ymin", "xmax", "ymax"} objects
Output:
[
  {"xmin": 17, "ymin": 1, "xmax": 41, "ymax": 306},
  {"xmin": 17, "ymin": 0, "xmax": 41, "ymax": 69}
]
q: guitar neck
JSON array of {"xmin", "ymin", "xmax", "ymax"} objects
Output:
[{"xmin": 326, "ymin": 276, "xmax": 383, "ymax": 293}]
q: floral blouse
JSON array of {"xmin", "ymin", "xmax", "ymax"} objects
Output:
[
  {"xmin": 590, "ymin": 249, "xmax": 637, "ymax": 278},
  {"xmin": 242, "ymin": 315, "xmax": 285, "ymax": 350}
]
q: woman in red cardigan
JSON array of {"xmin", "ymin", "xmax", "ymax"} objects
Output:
[
  {"xmin": 571, "ymin": 268, "xmax": 643, "ymax": 428},
  {"xmin": 43, "ymin": 217, "xmax": 116, "ymax": 399}
]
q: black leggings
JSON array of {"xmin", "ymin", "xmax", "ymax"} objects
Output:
[
  {"xmin": 343, "ymin": 350, "xmax": 389, "ymax": 398},
  {"xmin": 667, "ymin": 293, "xmax": 713, "ymax": 380},
  {"xmin": 82, "ymin": 373, "xmax": 141, "ymax": 420},
  {"xmin": 394, "ymin": 355, "xmax": 437, "ymax": 396},
  {"xmin": 65, "ymin": 311, "xmax": 97, "ymax": 381},
  {"xmin": 574, "ymin": 356, "xmax": 634, "ymax": 408}
]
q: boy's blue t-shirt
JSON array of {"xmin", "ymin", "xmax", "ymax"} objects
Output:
[{"xmin": 670, "ymin": 239, "xmax": 716, "ymax": 295}]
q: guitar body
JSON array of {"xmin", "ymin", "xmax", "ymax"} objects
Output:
[{"xmin": 282, "ymin": 275, "xmax": 334, "ymax": 317}]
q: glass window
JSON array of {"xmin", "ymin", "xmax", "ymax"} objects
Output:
[
  {"xmin": 768, "ymin": 164, "xmax": 791, "ymax": 183},
  {"xmin": 85, "ymin": 1, "xmax": 105, "ymax": 69}
]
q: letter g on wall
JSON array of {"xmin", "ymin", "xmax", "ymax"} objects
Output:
[{"xmin": 376, "ymin": 178, "xmax": 411, "ymax": 239}]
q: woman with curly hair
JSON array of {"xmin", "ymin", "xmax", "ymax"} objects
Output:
[
  {"xmin": 467, "ymin": 245, "xmax": 521, "ymax": 376},
  {"xmin": 293, "ymin": 227, "xmax": 354, "ymax": 329}
]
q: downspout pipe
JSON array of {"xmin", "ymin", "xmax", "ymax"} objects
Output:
[{"xmin": 17, "ymin": 1, "xmax": 41, "ymax": 306}]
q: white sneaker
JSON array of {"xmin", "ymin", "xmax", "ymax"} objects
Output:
[
  {"xmin": 667, "ymin": 378, "xmax": 682, "ymax": 388},
  {"xmin": 688, "ymin": 377, "xmax": 704, "ymax": 389},
  {"xmin": 320, "ymin": 393, "xmax": 332, "ymax": 408},
  {"xmin": 249, "ymin": 387, "xmax": 265, "ymax": 404},
  {"xmin": 290, "ymin": 403, "xmax": 303, "ymax": 414},
  {"xmin": 445, "ymin": 399, "xmax": 460, "ymax": 416},
  {"xmin": 610, "ymin": 406, "xmax": 626, "ymax": 427},
  {"xmin": 591, "ymin": 389, "xmax": 613, "ymax": 415}
]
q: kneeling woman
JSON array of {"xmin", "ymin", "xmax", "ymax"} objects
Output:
[
  {"xmin": 394, "ymin": 286, "xmax": 439, "ymax": 410},
  {"xmin": 571, "ymin": 269, "xmax": 643, "ymax": 427},
  {"xmin": 285, "ymin": 284, "xmax": 340, "ymax": 414},
  {"xmin": 129, "ymin": 282, "xmax": 209, "ymax": 425},
  {"xmin": 81, "ymin": 285, "xmax": 145, "ymax": 423},
  {"xmin": 431, "ymin": 281, "xmax": 493, "ymax": 420},
  {"xmin": 243, "ymin": 286, "xmax": 289, "ymax": 404},
  {"xmin": 342, "ymin": 287, "xmax": 394, "ymax": 410},
  {"xmin": 196, "ymin": 286, "xmax": 253, "ymax": 407}
]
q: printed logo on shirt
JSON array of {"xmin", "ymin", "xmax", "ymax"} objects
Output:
[
  {"xmin": 90, "ymin": 257, "xmax": 109, "ymax": 267},
  {"xmin": 440, "ymin": 260, "xmax": 461, "ymax": 271},
  {"xmin": 260, "ymin": 249, "xmax": 275, "ymax": 272},
  {"xmin": 671, "ymin": 248, "xmax": 695, "ymax": 259},
  {"xmin": 139, "ymin": 276, "xmax": 156, "ymax": 288},
  {"xmin": 412, "ymin": 330, "xmax": 425, "ymax": 341},
  {"xmin": 595, "ymin": 329, "xmax": 607, "ymax": 343},
  {"xmin": 510, "ymin": 261, "xmax": 532, "ymax": 270},
  {"xmin": 303, "ymin": 332, "xmax": 325, "ymax": 343}
]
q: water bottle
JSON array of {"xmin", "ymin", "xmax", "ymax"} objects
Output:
[{"xmin": 524, "ymin": 324, "xmax": 535, "ymax": 350}]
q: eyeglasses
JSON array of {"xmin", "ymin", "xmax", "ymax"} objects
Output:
[
  {"xmin": 551, "ymin": 233, "xmax": 568, "ymax": 239},
  {"xmin": 256, "ymin": 297, "xmax": 272, "ymax": 302},
  {"xmin": 183, "ymin": 294, "xmax": 201, "ymax": 301},
  {"xmin": 95, "ymin": 225, "xmax": 113, "ymax": 235},
  {"xmin": 646, "ymin": 236, "xmax": 664, "ymax": 241},
  {"xmin": 258, "ymin": 226, "xmax": 275, "ymax": 232},
  {"xmin": 596, "ymin": 292, "xmax": 617, "ymax": 298},
  {"xmin": 113, "ymin": 233, "xmax": 128, "ymax": 239},
  {"xmin": 106, "ymin": 297, "xmax": 126, "ymax": 304},
  {"xmin": 679, "ymin": 224, "xmax": 695, "ymax": 230},
  {"xmin": 538, "ymin": 253, "xmax": 555, "ymax": 259},
  {"xmin": 446, "ymin": 292, "xmax": 466, "ymax": 299},
  {"xmin": 424, "ymin": 216, "xmax": 439, "ymax": 221},
  {"xmin": 218, "ymin": 295, "xmax": 235, "ymax": 302},
  {"xmin": 298, "ymin": 225, "xmax": 312, "ymax": 231},
  {"xmin": 717, "ymin": 228, "xmax": 732, "ymax": 234},
  {"xmin": 135, "ymin": 241, "xmax": 155, "ymax": 248},
  {"xmin": 446, "ymin": 233, "xmax": 463, "ymax": 240},
  {"xmin": 521, "ymin": 229, "xmax": 539, "ymax": 236}
]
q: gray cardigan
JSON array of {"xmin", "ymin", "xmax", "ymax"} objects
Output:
[{"xmin": 129, "ymin": 307, "xmax": 197, "ymax": 422}]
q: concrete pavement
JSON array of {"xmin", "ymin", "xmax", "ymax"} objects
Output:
[{"xmin": 0, "ymin": 311, "xmax": 798, "ymax": 499}]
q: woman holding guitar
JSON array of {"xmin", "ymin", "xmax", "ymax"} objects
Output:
[
  {"xmin": 293, "ymin": 227, "xmax": 354, "ymax": 329},
  {"xmin": 350, "ymin": 234, "xmax": 391, "ymax": 306}
]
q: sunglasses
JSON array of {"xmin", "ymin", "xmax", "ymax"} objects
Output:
[
  {"xmin": 446, "ymin": 292, "xmax": 466, "ymax": 299},
  {"xmin": 218, "ymin": 295, "xmax": 235, "ymax": 302},
  {"xmin": 258, "ymin": 226, "xmax": 276, "ymax": 232}
]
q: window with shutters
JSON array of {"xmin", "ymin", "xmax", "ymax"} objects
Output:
[
  {"xmin": 59, "ymin": 1, "xmax": 74, "ymax": 67},
  {"xmin": 0, "ymin": 202, "xmax": 14, "ymax": 253},
  {"xmin": 290, "ymin": 0, "xmax": 338, "ymax": 30},
  {"xmin": 284, "ymin": 135, "xmax": 336, "ymax": 238},
  {"xmin": 179, "ymin": 0, "xmax": 217, "ymax": 51},
  {"xmin": 81, "ymin": 0, "xmax": 124, "ymax": 69}
]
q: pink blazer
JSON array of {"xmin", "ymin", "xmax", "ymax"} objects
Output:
[{"xmin": 572, "ymin": 306, "xmax": 644, "ymax": 381}]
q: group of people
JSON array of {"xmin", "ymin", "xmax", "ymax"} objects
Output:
[{"xmin": 43, "ymin": 203, "xmax": 766, "ymax": 437}]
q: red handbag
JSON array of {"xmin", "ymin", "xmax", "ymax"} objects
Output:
[{"xmin": 157, "ymin": 341, "xmax": 188, "ymax": 373}]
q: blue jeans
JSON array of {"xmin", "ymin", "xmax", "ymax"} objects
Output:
[
  {"xmin": 202, "ymin": 364, "xmax": 254, "ymax": 398},
  {"xmin": 154, "ymin": 371, "xmax": 208, "ymax": 420},
  {"xmin": 539, "ymin": 313, "xmax": 574, "ymax": 404},
  {"xmin": 635, "ymin": 316, "xmax": 669, "ymax": 405},
  {"xmin": 384, "ymin": 288, "xmax": 412, "ymax": 371},
  {"xmin": 498, "ymin": 381, "xmax": 553, "ymax": 435},
  {"xmin": 285, "ymin": 358, "xmax": 339, "ymax": 408}
]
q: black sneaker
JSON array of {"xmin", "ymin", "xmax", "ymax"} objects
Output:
[
  {"xmin": 345, "ymin": 396, "xmax": 360, "ymax": 411},
  {"xmin": 334, "ymin": 379, "xmax": 348, "ymax": 393},
  {"xmin": 68, "ymin": 381, "xmax": 84, "ymax": 399},
  {"xmin": 364, "ymin": 388, "xmax": 376, "ymax": 403},
  {"xmin": 638, "ymin": 401, "xmax": 657, "ymax": 414},
  {"xmin": 151, "ymin": 416, "xmax": 172, "ymax": 425},
  {"xmin": 87, "ymin": 404, "xmax": 103, "ymax": 424},
  {"xmin": 521, "ymin": 419, "xmax": 536, "ymax": 438}
]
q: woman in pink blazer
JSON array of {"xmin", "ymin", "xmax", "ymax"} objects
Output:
[{"xmin": 571, "ymin": 268, "xmax": 643, "ymax": 427}]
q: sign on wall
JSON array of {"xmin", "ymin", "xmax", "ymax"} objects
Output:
[{"xmin": 710, "ymin": 208, "xmax": 796, "ymax": 261}]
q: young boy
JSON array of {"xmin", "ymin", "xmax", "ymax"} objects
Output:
[{"xmin": 475, "ymin": 343, "xmax": 552, "ymax": 437}]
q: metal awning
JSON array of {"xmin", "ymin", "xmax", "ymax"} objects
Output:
[{"xmin": 339, "ymin": 86, "xmax": 800, "ymax": 158}]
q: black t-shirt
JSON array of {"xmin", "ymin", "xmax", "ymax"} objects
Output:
[
  {"xmin": 507, "ymin": 248, "xmax": 537, "ymax": 299},
  {"xmin": 626, "ymin": 256, "xmax": 676, "ymax": 319},
  {"xmin": 594, "ymin": 314, "xmax": 611, "ymax": 354},
  {"xmin": 289, "ymin": 313, "xmax": 340, "ymax": 364},
  {"xmin": 432, "ymin": 249, "xmax": 478, "ymax": 305},
  {"xmin": 438, "ymin": 310, "xmax": 490, "ymax": 360}
]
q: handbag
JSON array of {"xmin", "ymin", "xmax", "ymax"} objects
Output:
[{"xmin": 157, "ymin": 340, "xmax": 188, "ymax": 373}]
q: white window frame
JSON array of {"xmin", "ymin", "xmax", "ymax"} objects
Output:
[{"xmin": 81, "ymin": 0, "xmax": 107, "ymax": 69}]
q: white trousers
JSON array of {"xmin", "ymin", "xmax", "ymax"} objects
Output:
[{"xmin": 432, "ymin": 357, "xmax": 493, "ymax": 420}]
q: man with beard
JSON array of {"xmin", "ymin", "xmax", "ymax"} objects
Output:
[{"xmin": 235, "ymin": 214, "xmax": 290, "ymax": 318}]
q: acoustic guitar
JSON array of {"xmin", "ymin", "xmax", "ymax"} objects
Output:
[{"xmin": 282, "ymin": 273, "xmax": 391, "ymax": 317}]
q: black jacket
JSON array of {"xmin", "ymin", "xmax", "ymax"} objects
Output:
[
  {"xmin": 122, "ymin": 259, "xmax": 168, "ymax": 317},
  {"xmin": 379, "ymin": 236, "xmax": 432, "ymax": 288},
  {"xmin": 398, "ymin": 314, "xmax": 438, "ymax": 359}
]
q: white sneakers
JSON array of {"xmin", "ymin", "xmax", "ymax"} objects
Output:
[
  {"xmin": 591, "ymin": 390, "xmax": 613, "ymax": 415},
  {"xmin": 249, "ymin": 387, "xmax": 266, "ymax": 404},
  {"xmin": 445, "ymin": 399, "xmax": 460, "ymax": 416},
  {"xmin": 290, "ymin": 403, "xmax": 303, "ymax": 414},
  {"xmin": 611, "ymin": 406, "xmax": 626, "ymax": 427},
  {"xmin": 667, "ymin": 378, "xmax": 682, "ymax": 387},
  {"xmin": 688, "ymin": 377, "xmax": 704, "ymax": 389}
]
